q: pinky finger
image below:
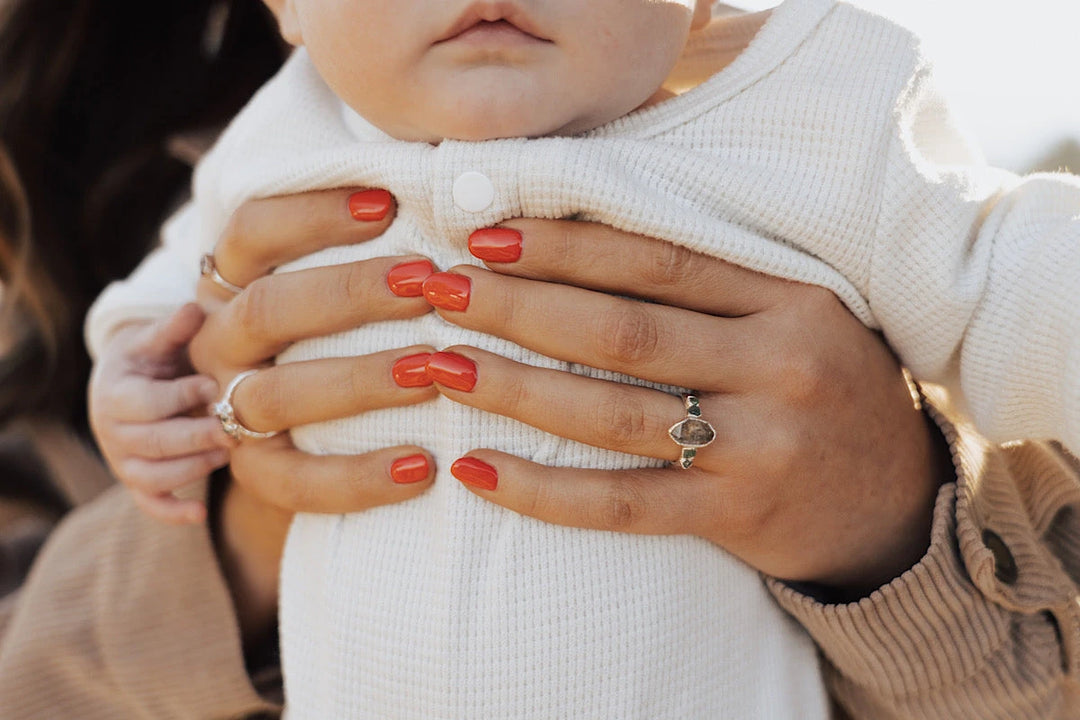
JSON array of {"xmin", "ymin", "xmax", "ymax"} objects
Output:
[
  {"xmin": 131, "ymin": 490, "xmax": 208, "ymax": 525},
  {"xmin": 229, "ymin": 438, "xmax": 435, "ymax": 514},
  {"xmin": 449, "ymin": 450, "xmax": 724, "ymax": 537}
]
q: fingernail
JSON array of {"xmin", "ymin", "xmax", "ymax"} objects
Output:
[
  {"xmin": 392, "ymin": 353, "xmax": 433, "ymax": 387},
  {"xmin": 451, "ymin": 457, "xmax": 498, "ymax": 490},
  {"xmin": 423, "ymin": 272, "xmax": 471, "ymax": 311},
  {"xmin": 348, "ymin": 189, "xmax": 392, "ymax": 222},
  {"xmin": 387, "ymin": 259, "xmax": 435, "ymax": 297},
  {"xmin": 468, "ymin": 227, "xmax": 522, "ymax": 263},
  {"xmin": 390, "ymin": 454, "xmax": 430, "ymax": 484},
  {"xmin": 426, "ymin": 351, "xmax": 477, "ymax": 392}
]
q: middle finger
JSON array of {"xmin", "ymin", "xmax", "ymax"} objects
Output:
[
  {"xmin": 193, "ymin": 256, "xmax": 433, "ymax": 372},
  {"xmin": 424, "ymin": 266, "xmax": 770, "ymax": 391},
  {"xmin": 228, "ymin": 346, "xmax": 439, "ymax": 435}
]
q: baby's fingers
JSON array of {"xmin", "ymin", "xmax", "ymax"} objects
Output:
[
  {"xmin": 131, "ymin": 491, "xmax": 208, "ymax": 525},
  {"xmin": 116, "ymin": 447, "xmax": 230, "ymax": 497},
  {"xmin": 132, "ymin": 303, "xmax": 206, "ymax": 368},
  {"xmin": 104, "ymin": 374, "xmax": 218, "ymax": 423},
  {"xmin": 111, "ymin": 416, "xmax": 231, "ymax": 460}
]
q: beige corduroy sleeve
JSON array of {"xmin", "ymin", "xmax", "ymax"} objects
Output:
[
  {"xmin": 0, "ymin": 485, "xmax": 279, "ymax": 720},
  {"xmin": 769, "ymin": 411, "xmax": 1080, "ymax": 719}
]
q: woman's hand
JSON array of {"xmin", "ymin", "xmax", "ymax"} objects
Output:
[
  {"xmin": 423, "ymin": 220, "xmax": 953, "ymax": 596},
  {"xmin": 189, "ymin": 188, "xmax": 441, "ymax": 512},
  {"xmin": 187, "ymin": 187, "xmax": 441, "ymax": 644}
]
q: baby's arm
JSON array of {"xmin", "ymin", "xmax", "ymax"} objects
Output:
[
  {"xmin": 868, "ymin": 64, "xmax": 1080, "ymax": 451},
  {"xmin": 86, "ymin": 201, "xmax": 228, "ymax": 523},
  {"xmin": 89, "ymin": 304, "xmax": 229, "ymax": 524}
]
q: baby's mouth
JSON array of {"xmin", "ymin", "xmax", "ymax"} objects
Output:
[{"xmin": 436, "ymin": 4, "xmax": 551, "ymax": 45}]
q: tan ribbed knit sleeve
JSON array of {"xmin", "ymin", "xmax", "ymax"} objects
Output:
[
  {"xmin": 768, "ymin": 410, "xmax": 1080, "ymax": 719},
  {"xmin": 0, "ymin": 485, "xmax": 279, "ymax": 719}
]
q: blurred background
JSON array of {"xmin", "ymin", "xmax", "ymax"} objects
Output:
[{"xmin": 736, "ymin": 0, "xmax": 1080, "ymax": 174}]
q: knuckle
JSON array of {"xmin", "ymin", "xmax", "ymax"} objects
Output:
[
  {"xmin": 646, "ymin": 242, "xmax": 697, "ymax": 288},
  {"xmin": 346, "ymin": 362, "xmax": 373, "ymax": 406},
  {"xmin": 142, "ymin": 428, "xmax": 169, "ymax": 460},
  {"xmin": 500, "ymin": 372, "xmax": 531, "ymax": 417},
  {"xmin": 593, "ymin": 389, "xmax": 650, "ymax": 450},
  {"xmin": 763, "ymin": 424, "xmax": 807, "ymax": 480},
  {"xmin": 772, "ymin": 342, "xmax": 831, "ymax": 405},
  {"xmin": 338, "ymin": 261, "xmax": 374, "ymax": 318},
  {"xmin": 518, "ymin": 477, "xmax": 547, "ymax": 519},
  {"xmin": 221, "ymin": 202, "xmax": 265, "ymax": 260},
  {"xmin": 596, "ymin": 304, "xmax": 661, "ymax": 366},
  {"xmin": 232, "ymin": 277, "xmax": 276, "ymax": 342},
  {"xmin": 551, "ymin": 223, "xmax": 577, "ymax": 274},
  {"xmin": 595, "ymin": 477, "xmax": 647, "ymax": 532}
]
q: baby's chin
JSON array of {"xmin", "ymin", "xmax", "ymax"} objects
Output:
[{"xmin": 369, "ymin": 91, "xmax": 634, "ymax": 143}]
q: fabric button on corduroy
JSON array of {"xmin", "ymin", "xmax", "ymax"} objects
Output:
[
  {"xmin": 452, "ymin": 171, "xmax": 495, "ymax": 212},
  {"xmin": 982, "ymin": 529, "xmax": 1019, "ymax": 585}
]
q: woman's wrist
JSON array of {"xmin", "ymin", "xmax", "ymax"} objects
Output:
[
  {"xmin": 791, "ymin": 402, "xmax": 956, "ymax": 602},
  {"xmin": 209, "ymin": 470, "xmax": 291, "ymax": 652}
]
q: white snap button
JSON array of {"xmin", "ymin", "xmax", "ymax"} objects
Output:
[{"xmin": 453, "ymin": 171, "xmax": 495, "ymax": 213}]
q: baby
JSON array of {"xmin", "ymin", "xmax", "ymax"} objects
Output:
[{"xmin": 88, "ymin": 0, "xmax": 1080, "ymax": 717}]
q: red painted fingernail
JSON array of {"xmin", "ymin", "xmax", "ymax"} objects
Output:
[
  {"xmin": 423, "ymin": 272, "xmax": 471, "ymax": 311},
  {"xmin": 468, "ymin": 228, "xmax": 522, "ymax": 263},
  {"xmin": 390, "ymin": 454, "xmax": 430, "ymax": 484},
  {"xmin": 387, "ymin": 259, "xmax": 435, "ymax": 297},
  {"xmin": 392, "ymin": 353, "xmax": 433, "ymax": 387},
  {"xmin": 348, "ymin": 189, "xmax": 392, "ymax": 222},
  {"xmin": 451, "ymin": 457, "xmax": 498, "ymax": 490},
  {"xmin": 426, "ymin": 351, "xmax": 477, "ymax": 392}
]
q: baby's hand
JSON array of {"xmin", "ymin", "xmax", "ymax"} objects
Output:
[{"xmin": 89, "ymin": 304, "xmax": 232, "ymax": 524}]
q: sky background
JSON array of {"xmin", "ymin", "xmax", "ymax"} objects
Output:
[{"xmin": 733, "ymin": 0, "xmax": 1080, "ymax": 173}]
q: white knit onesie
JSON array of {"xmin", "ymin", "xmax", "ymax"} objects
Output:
[{"xmin": 87, "ymin": 0, "xmax": 1080, "ymax": 716}]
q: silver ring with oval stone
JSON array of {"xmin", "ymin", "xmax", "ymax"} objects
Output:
[{"xmin": 668, "ymin": 394, "xmax": 716, "ymax": 469}]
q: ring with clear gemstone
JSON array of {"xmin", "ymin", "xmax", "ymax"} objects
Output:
[{"xmin": 668, "ymin": 394, "xmax": 715, "ymax": 469}]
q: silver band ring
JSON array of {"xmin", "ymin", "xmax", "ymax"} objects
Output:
[
  {"xmin": 212, "ymin": 370, "xmax": 279, "ymax": 441},
  {"xmin": 668, "ymin": 394, "xmax": 716, "ymax": 469},
  {"xmin": 200, "ymin": 252, "xmax": 244, "ymax": 295}
]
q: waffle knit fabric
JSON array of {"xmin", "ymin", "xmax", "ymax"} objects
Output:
[{"xmin": 85, "ymin": 0, "xmax": 1080, "ymax": 717}]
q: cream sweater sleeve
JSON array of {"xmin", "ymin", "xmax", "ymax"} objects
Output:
[{"xmin": 866, "ymin": 64, "xmax": 1080, "ymax": 450}]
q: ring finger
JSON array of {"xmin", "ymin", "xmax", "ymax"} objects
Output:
[
  {"xmin": 227, "ymin": 346, "xmax": 438, "ymax": 434},
  {"xmin": 425, "ymin": 266, "xmax": 774, "ymax": 392},
  {"xmin": 426, "ymin": 346, "xmax": 731, "ymax": 467},
  {"xmin": 192, "ymin": 256, "xmax": 433, "ymax": 374}
]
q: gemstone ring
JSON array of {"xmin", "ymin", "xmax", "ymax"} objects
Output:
[{"xmin": 668, "ymin": 394, "xmax": 716, "ymax": 469}]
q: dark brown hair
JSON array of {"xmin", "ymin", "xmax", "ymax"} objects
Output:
[{"xmin": 0, "ymin": 0, "xmax": 283, "ymax": 437}]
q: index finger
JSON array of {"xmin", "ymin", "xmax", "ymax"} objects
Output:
[
  {"xmin": 474, "ymin": 219, "xmax": 787, "ymax": 317},
  {"xmin": 213, "ymin": 187, "xmax": 396, "ymax": 288}
]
